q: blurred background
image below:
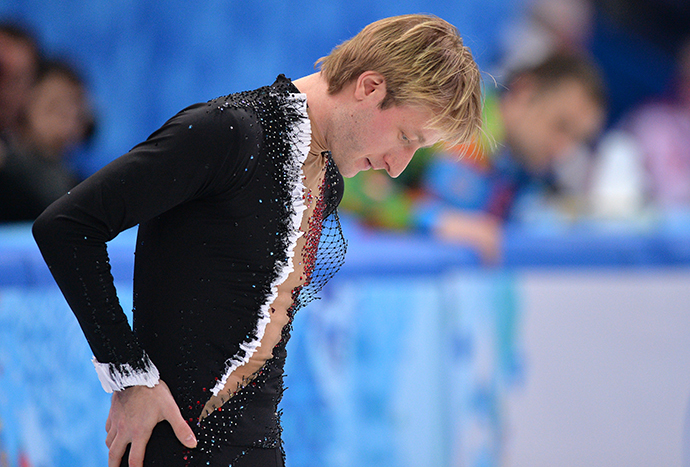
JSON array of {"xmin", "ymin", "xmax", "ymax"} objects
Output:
[{"xmin": 1, "ymin": 0, "xmax": 690, "ymax": 466}]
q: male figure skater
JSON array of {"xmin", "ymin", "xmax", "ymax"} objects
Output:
[{"xmin": 33, "ymin": 14, "xmax": 483, "ymax": 467}]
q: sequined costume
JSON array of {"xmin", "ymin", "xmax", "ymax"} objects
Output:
[{"xmin": 33, "ymin": 75, "xmax": 346, "ymax": 466}]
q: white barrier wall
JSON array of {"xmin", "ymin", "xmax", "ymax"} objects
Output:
[
  {"xmin": 2, "ymin": 222, "xmax": 690, "ymax": 467},
  {"xmin": 505, "ymin": 270, "xmax": 690, "ymax": 467}
]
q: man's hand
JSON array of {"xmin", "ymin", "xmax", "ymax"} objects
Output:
[
  {"xmin": 434, "ymin": 210, "xmax": 503, "ymax": 265},
  {"xmin": 105, "ymin": 380, "xmax": 197, "ymax": 467}
]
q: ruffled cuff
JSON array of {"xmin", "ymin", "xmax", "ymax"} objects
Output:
[{"xmin": 92, "ymin": 353, "xmax": 160, "ymax": 393}]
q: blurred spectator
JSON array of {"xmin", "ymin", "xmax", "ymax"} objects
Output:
[
  {"xmin": 0, "ymin": 59, "xmax": 95, "ymax": 222},
  {"xmin": 0, "ymin": 21, "xmax": 40, "ymax": 147},
  {"xmin": 590, "ymin": 36, "xmax": 690, "ymax": 219},
  {"xmin": 501, "ymin": 0, "xmax": 690, "ymax": 128},
  {"xmin": 417, "ymin": 53, "xmax": 606, "ymax": 263}
]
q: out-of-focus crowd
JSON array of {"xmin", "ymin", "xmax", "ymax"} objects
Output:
[
  {"xmin": 0, "ymin": 22, "xmax": 94, "ymax": 222},
  {"xmin": 339, "ymin": 0, "xmax": 690, "ymax": 264},
  {"xmin": 2, "ymin": 0, "xmax": 690, "ymax": 266}
]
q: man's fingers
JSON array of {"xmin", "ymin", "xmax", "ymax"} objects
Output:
[
  {"xmin": 128, "ymin": 438, "xmax": 149, "ymax": 467},
  {"xmin": 105, "ymin": 427, "xmax": 115, "ymax": 448},
  {"xmin": 166, "ymin": 409, "xmax": 197, "ymax": 448},
  {"xmin": 107, "ymin": 435, "xmax": 128, "ymax": 467}
]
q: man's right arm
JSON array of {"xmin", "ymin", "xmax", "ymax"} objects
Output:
[
  {"xmin": 32, "ymin": 101, "xmax": 254, "ymax": 465},
  {"xmin": 32, "ymin": 101, "xmax": 250, "ymax": 390}
]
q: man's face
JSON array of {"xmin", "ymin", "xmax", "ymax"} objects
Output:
[
  {"xmin": 0, "ymin": 35, "xmax": 36, "ymax": 130},
  {"xmin": 25, "ymin": 73, "xmax": 91, "ymax": 159},
  {"xmin": 505, "ymin": 79, "xmax": 604, "ymax": 174},
  {"xmin": 326, "ymin": 78, "xmax": 441, "ymax": 178}
]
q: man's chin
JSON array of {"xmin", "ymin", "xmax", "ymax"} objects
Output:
[{"xmin": 342, "ymin": 170, "xmax": 361, "ymax": 179}]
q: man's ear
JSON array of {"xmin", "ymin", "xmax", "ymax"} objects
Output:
[{"xmin": 354, "ymin": 71, "xmax": 386, "ymax": 103}]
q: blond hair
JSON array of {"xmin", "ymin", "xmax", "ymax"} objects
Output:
[{"xmin": 316, "ymin": 14, "xmax": 483, "ymax": 147}]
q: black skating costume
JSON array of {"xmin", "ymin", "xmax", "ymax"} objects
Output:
[{"xmin": 33, "ymin": 75, "xmax": 346, "ymax": 466}]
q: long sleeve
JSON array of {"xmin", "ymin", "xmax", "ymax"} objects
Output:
[
  {"xmin": 32, "ymin": 76, "xmax": 347, "ymax": 460},
  {"xmin": 32, "ymin": 100, "xmax": 258, "ymax": 392}
]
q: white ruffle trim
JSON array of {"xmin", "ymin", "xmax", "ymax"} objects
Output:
[
  {"xmin": 93, "ymin": 353, "xmax": 161, "ymax": 393},
  {"xmin": 211, "ymin": 93, "xmax": 311, "ymax": 396}
]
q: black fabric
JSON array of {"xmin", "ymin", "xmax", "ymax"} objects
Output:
[
  {"xmin": 120, "ymin": 424, "xmax": 285, "ymax": 467},
  {"xmin": 33, "ymin": 75, "xmax": 345, "ymax": 466}
]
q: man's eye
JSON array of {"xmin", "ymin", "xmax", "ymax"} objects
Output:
[{"xmin": 401, "ymin": 133, "xmax": 410, "ymax": 143}]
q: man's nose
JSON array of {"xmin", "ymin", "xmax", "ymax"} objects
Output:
[{"xmin": 384, "ymin": 146, "xmax": 418, "ymax": 178}]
